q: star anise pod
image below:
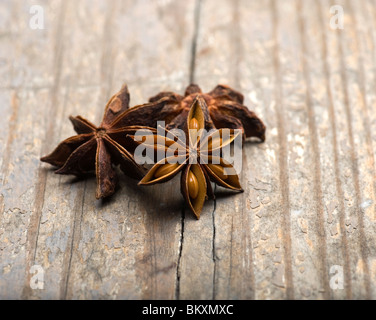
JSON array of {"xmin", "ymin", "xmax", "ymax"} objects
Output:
[
  {"xmin": 135, "ymin": 96, "xmax": 243, "ymax": 219},
  {"xmin": 41, "ymin": 84, "xmax": 158, "ymax": 199},
  {"xmin": 149, "ymin": 84, "xmax": 266, "ymax": 141}
]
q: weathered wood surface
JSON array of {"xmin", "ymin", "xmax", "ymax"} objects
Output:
[{"xmin": 1, "ymin": 0, "xmax": 376, "ymax": 300}]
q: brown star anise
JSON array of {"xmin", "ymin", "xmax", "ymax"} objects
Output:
[
  {"xmin": 41, "ymin": 84, "xmax": 158, "ymax": 199},
  {"xmin": 135, "ymin": 96, "xmax": 243, "ymax": 219},
  {"xmin": 149, "ymin": 84, "xmax": 266, "ymax": 141}
]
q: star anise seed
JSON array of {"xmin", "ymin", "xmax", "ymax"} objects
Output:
[
  {"xmin": 136, "ymin": 96, "xmax": 243, "ymax": 219},
  {"xmin": 41, "ymin": 84, "xmax": 157, "ymax": 199},
  {"xmin": 149, "ymin": 84, "xmax": 266, "ymax": 141}
]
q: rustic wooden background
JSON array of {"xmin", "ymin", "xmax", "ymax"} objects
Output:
[{"xmin": 1, "ymin": 0, "xmax": 376, "ymax": 300}]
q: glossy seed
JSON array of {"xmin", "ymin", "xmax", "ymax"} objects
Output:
[
  {"xmin": 207, "ymin": 164, "xmax": 228, "ymax": 180},
  {"xmin": 188, "ymin": 171, "xmax": 199, "ymax": 199},
  {"xmin": 154, "ymin": 163, "xmax": 179, "ymax": 178},
  {"xmin": 189, "ymin": 118, "xmax": 199, "ymax": 130},
  {"xmin": 189, "ymin": 118, "xmax": 200, "ymax": 144}
]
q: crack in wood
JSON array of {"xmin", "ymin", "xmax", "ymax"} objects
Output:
[
  {"xmin": 189, "ymin": 0, "xmax": 202, "ymax": 84},
  {"xmin": 175, "ymin": 207, "xmax": 185, "ymax": 300}
]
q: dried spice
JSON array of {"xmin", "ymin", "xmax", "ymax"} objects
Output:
[
  {"xmin": 40, "ymin": 82, "xmax": 266, "ymax": 218},
  {"xmin": 149, "ymin": 84, "xmax": 266, "ymax": 141},
  {"xmin": 135, "ymin": 96, "xmax": 243, "ymax": 219},
  {"xmin": 41, "ymin": 85, "xmax": 158, "ymax": 199}
]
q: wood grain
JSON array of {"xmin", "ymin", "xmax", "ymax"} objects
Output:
[{"xmin": 1, "ymin": 0, "xmax": 375, "ymax": 299}]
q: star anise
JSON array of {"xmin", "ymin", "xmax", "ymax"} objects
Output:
[
  {"xmin": 135, "ymin": 96, "xmax": 243, "ymax": 219},
  {"xmin": 148, "ymin": 84, "xmax": 266, "ymax": 141},
  {"xmin": 41, "ymin": 84, "xmax": 158, "ymax": 199}
]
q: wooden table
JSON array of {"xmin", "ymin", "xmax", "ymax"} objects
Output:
[{"xmin": 1, "ymin": 0, "xmax": 376, "ymax": 300}]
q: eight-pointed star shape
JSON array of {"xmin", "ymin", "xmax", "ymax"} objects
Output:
[{"xmin": 41, "ymin": 85, "xmax": 156, "ymax": 199}]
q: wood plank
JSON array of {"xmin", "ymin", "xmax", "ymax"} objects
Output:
[
  {"xmin": 189, "ymin": 0, "xmax": 288, "ymax": 300},
  {"xmin": 64, "ymin": 0, "xmax": 197, "ymax": 299},
  {"xmin": 337, "ymin": 0, "xmax": 376, "ymax": 298},
  {"xmin": 294, "ymin": 0, "xmax": 331, "ymax": 299},
  {"xmin": 352, "ymin": 0, "xmax": 376, "ymax": 297},
  {"xmin": 239, "ymin": 0, "xmax": 287, "ymax": 300},
  {"xmin": 362, "ymin": 0, "xmax": 376, "ymax": 292},
  {"xmin": 0, "ymin": 0, "xmax": 64, "ymax": 299},
  {"xmin": 272, "ymin": 0, "xmax": 326, "ymax": 299},
  {"xmin": 307, "ymin": 0, "xmax": 352, "ymax": 299}
]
